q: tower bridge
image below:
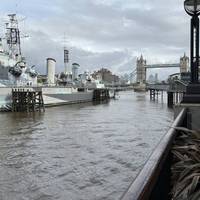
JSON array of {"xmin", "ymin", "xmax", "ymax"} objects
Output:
[{"xmin": 133, "ymin": 53, "xmax": 189, "ymax": 84}]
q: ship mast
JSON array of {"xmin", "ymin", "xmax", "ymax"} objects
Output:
[
  {"xmin": 64, "ymin": 47, "xmax": 69, "ymax": 74},
  {"xmin": 5, "ymin": 14, "xmax": 21, "ymax": 59},
  {"xmin": 63, "ymin": 33, "xmax": 69, "ymax": 74}
]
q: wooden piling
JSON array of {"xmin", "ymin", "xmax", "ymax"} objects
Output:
[
  {"xmin": 150, "ymin": 89, "xmax": 156, "ymax": 100},
  {"xmin": 93, "ymin": 89, "xmax": 110, "ymax": 101},
  {"xmin": 12, "ymin": 88, "xmax": 45, "ymax": 112},
  {"xmin": 167, "ymin": 92, "xmax": 174, "ymax": 107}
]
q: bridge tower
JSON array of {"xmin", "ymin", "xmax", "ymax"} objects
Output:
[
  {"xmin": 180, "ymin": 53, "xmax": 189, "ymax": 73},
  {"xmin": 136, "ymin": 55, "xmax": 146, "ymax": 83}
]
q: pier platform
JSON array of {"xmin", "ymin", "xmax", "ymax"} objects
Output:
[
  {"xmin": 12, "ymin": 88, "xmax": 45, "ymax": 112},
  {"xmin": 93, "ymin": 88, "xmax": 110, "ymax": 101}
]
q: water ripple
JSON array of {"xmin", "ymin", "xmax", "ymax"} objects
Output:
[{"xmin": 0, "ymin": 91, "xmax": 173, "ymax": 200}]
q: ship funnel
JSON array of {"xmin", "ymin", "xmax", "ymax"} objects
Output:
[
  {"xmin": 47, "ymin": 58, "xmax": 56, "ymax": 85},
  {"xmin": 72, "ymin": 63, "xmax": 80, "ymax": 81}
]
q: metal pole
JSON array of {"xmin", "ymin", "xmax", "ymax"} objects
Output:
[
  {"xmin": 190, "ymin": 15, "xmax": 199, "ymax": 83},
  {"xmin": 191, "ymin": 17, "xmax": 195, "ymax": 83},
  {"xmin": 195, "ymin": 16, "xmax": 199, "ymax": 82}
]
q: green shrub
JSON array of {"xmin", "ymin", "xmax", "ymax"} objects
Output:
[{"xmin": 171, "ymin": 127, "xmax": 200, "ymax": 200}]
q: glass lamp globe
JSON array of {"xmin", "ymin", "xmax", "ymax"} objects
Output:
[{"xmin": 184, "ymin": 0, "xmax": 200, "ymax": 16}]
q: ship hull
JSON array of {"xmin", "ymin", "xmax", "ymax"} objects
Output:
[{"xmin": 0, "ymin": 87, "xmax": 94, "ymax": 111}]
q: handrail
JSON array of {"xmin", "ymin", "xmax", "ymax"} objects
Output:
[
  {"xmin": 147, "ymin": 84, "xmax": 169, "ymax": 91},
  {"xmin": 120, "ymin": 108, "xmax": 187, "ymax": 200},
  {"xmin": 174, "ymin": 79, "xmax": 188, "ymax": 87}
]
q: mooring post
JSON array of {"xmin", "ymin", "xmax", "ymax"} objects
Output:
[
  {"xmin": 167, "ymin": 92, "xmax": 173, "ymax": 107},
  {"xmin": 150, "ymin": 89, "xmax": 155, "ymax": 100}
]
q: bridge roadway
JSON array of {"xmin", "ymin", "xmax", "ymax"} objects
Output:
[
  {"xmin": 128, "ymin": 64, "xmax": 180, "ymax": 80},
  {"xmin": 145, "ymin": 63, "xmax": 180, "ymax": 68}
]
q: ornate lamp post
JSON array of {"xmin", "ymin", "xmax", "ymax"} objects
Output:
[
  {"xmin": 182, "ymin": 0, "xmax": 200, "ymax": 103},
  {"xmin": 184, "ymin": 0, "xmax": 200, "ymax": 83}
]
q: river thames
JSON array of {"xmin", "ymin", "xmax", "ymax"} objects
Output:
[{"xmin": 0, "ymin": 91, "xmax": 174, "ymax": 200}]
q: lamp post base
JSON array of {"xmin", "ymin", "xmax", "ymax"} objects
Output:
[{"xmin": 182, "ymin": 83, "xmax": 200, "ymax": 103}]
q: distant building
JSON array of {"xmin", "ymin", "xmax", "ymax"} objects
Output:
[
  {"xmin": 147, "ymin": 73, "xmax": 159, "ymax": 84},
  {"xmin": 148, "ymin": 74, "xmax": 155, "ymax": 83},
  {"xmin": 120, "ymin": 73, "xmax": 130, "ymax": 85},
  {"xmin": 155, "ymin": 73, "xmax": 158, "ymax": 82},
  {"xmin": 92, "ymin": 68, "xmax": 119, "ymax": 84}
]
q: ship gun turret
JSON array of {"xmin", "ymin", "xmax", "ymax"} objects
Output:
[{"xmin": 8, "ymin": 61, "xmax": 23, "ymax": 77}]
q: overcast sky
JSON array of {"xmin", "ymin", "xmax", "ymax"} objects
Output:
[{"xmin": 0, "ymin": 0, "xmax": 190, "ymax": 79}]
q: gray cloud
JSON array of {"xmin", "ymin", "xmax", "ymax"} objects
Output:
[{"xmin": 1, "ymin": 0, "xmax": 191, "ymax": 79}]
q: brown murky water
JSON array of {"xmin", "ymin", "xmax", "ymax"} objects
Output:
[{"xmin": 0, "ymin": 91, "xmax": 173, "ymax": 200}]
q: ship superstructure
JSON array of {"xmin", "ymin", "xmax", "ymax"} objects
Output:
[
  {"xmin": 0, "ymin": 14, "xmax": 113, "ymax": 111},
  {"xmin": 0, "ymin": 14, "xmax": 37, "ymax": 86}
]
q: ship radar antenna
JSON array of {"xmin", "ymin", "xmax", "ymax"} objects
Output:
[
  {"xmin": 63, "ymin": 32, "xmax": 69, "ymax": 74},
  {"xmin": 3, "ymin": 14, "xmax": 29, "ymax": 60},
  {"xmin": 6, "ymin": 14, "xmax": 22, "ymax": 58}
]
